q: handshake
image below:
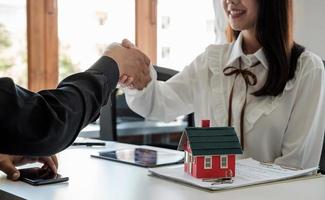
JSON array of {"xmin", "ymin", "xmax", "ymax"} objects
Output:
[{"xmin": 104, "ymin": 39, "xmax": 152, "ymax": 90}]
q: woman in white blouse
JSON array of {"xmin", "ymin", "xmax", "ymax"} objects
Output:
[{"xmin": 122, "ymin": 0, "xmax": 325, "ymax": 169}]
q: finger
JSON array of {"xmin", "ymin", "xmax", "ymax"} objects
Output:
[
  {"xmin": 143, "ymin": 54, "xmax": 151, "ymax": 66},
  {"xmin": 0, "ymin": 159, "xmax": 20, "ymax": 181},
  {"xmin": 41, "ymin": 164, "xmax": 48, "ymax": 170},
  {"xmin": 128, "ymin": 84, "xmax": 134, "ymax": 89},
  {"xmin": 139, "ymin": 67, "xmax": 151, "ymax": 87},
  {"xmin": 133, "ymin": 80, "xmax": 145, "ymax": 90},
  {"xmin": 51, "ymin": 155, "xmax": 58, "ymax": 169},
  {"xmin": 119, "ymin": 74, "xmax": 128, "ymax": 84},
  {"xmin": 105, "ymin": 42, "xmax": 122, "ymax": 51},
  {"xmin": 39, "ymin": 157, "xmax": 57, "ymax": 174},
  {"xmin": 122, "ymin": 39, "xmax": 135, "ymax": 48},
  {"xmin": 139, "ymin": 75, "xmax": 151, "ymax": 90},
  {"xmin": 125, "ymin": 77, "xmax": 134, "ymax": 86},
  {"xmin": 133, "ymin": 72, "xmax": 148, "ymax": 90},
  {"xmin": 42, "ymin": 155, "xmax": 58, "ymax": 171},
  {"xmin": 141, "ymin": 66, "xmax": 150, "ymax": 77}
]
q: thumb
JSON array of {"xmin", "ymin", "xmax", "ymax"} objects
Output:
[
  {"xmin": 105, "ymin": 42, "xmax": 121, "ymax": 51},
  {"xmin": 0, "ymin": 160, "xmax": 20, "ymax": 181},
  {"xmin": 122, "ymin": 39, "xmax": 135, "ymax": 49}
]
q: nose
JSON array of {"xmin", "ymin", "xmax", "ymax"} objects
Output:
[{"xmin": 226, "ymin": 0, "xmax": 240, "ymax": 5}]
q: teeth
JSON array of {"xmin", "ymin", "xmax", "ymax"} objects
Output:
[{"xmin": 229, "ymin": 10, "xmax": 244, "ymax": 16}]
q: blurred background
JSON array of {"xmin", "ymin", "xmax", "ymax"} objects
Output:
[{"xmin": 1, "ymin": 0, "xmax": 324, "ymax": 148}]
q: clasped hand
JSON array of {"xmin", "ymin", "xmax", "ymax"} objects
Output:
[{"xmin": 104, "ymin": 39, "xmax": 151, "ymax": 90}]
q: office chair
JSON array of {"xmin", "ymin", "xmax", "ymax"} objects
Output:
[
  {"xmin": 99, "ymin": 65, "xmax": 194, "ymax": 148},
  {"xmin": 319, "ymin": 60, "xmax": 325, "ymax": 174}
]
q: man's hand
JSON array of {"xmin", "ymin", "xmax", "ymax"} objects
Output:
[
  {"xmin": 119, "ymin": 39, "xmax": 149, "ymax": 89},
  {"xmin": 0, "ymin": 154, "xmax": 58, "ymax": 181},
  {"xmin": 104, "ymin": 41, "xmax": 151, "ymax": 90}
]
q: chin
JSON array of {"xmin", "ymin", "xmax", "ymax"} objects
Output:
[{"xmin": 229, "ymin": 24, "xmax": 243, "ymax": 31}]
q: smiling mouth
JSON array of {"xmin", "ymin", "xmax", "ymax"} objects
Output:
[{"xmin": 228, "ymin": 10, "xmax": 246, "ymax": 19}]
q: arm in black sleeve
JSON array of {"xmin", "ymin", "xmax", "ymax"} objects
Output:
[{"xmin": 0, "ymin": 56, "xmax": 119, "ymax": 156}]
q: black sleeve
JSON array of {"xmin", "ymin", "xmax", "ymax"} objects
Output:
[{"xmin": 0, "ymin": 56, "xmax": 119, "ymax": 156}]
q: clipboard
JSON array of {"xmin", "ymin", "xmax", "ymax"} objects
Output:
[{"xmin": 148, "ymin": 158, "xmax": 318, "ymax": 191}]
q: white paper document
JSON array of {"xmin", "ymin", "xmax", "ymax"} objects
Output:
[{"xmin": 148, "ymin": 158, "xmax": 318, "ymax": 191}]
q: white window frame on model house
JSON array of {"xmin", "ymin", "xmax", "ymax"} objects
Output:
[
  {"xmin": 220, "ymin": 155, "xmax": 228, "ymax": 169},
  {"xmin": 185, "ymin": 151, "xmax": 189, "ymax": 163},
  {"xmin": 189, "ymin": 153, "xmax": 193, "ymax": 173},
  {"xmin": 204, "ymin": 156, "xmax": 212, "ymax": 169}
]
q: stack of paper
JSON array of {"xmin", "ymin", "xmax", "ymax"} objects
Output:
[{"xmin": 148, "ymin": 158, "xmax": 318, "ymax": 191}]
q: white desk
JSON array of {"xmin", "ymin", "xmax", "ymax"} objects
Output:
[{"xmin": 1, "ymin": 142, "xmax": 325, "ymax": 200}]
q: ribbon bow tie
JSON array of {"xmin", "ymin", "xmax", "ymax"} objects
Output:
[
  {"xmin": 222, "ymin": 57, "xmax": 260, "ymax": 150},
  {"xmin": 223, "ymin": 66, "xmax": 258, "ymax": 86}
]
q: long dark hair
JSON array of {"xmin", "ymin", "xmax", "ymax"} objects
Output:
[{"xmin": 226, "ymin": 0, "xmax": 305, "ymax": 96}]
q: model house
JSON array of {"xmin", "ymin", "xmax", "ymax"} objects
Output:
[{"xmin": 178, "ymin": 123, "xmax": 242, "ymax": 179}]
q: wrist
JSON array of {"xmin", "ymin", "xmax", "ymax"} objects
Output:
[
  {"xmin": 86, "ymin": 56, "xmax": 120, "ymax": 85},
  {"xmin": 103, "ymin": 54, "xmax": 122, "ymax": 77}
]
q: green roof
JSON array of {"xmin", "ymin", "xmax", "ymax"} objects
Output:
[{"xmin": 178, "ymin": 127, "xmax": 243, "ymax": 156}]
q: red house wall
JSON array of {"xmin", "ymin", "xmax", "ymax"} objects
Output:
[{"xmin": 191, "ymin": 155, "xmax": 236, "ymax": 179}]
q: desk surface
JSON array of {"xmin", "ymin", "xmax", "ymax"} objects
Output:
[{"xmin": 1, "ymin": 142, "xmax": 325, "ymax": 200}]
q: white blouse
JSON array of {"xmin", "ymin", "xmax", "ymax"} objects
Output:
[{"xmin": 124, "ymin": 34, "xmax": 325, "ymax": 169}]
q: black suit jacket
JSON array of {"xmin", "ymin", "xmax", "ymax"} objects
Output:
[{"xmin": 0, "ymin": 56, "xmax": 119, "ymax": 156}]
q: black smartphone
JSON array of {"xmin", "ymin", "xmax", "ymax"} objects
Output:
[{"xmin": 19, "ymin": 167, "xmax": 69, "ymax": 186}]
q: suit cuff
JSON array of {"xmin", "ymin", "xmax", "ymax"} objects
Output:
[{"xmin": 86, "ymin": 56, "xmax": 120, "ymax": 88}]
